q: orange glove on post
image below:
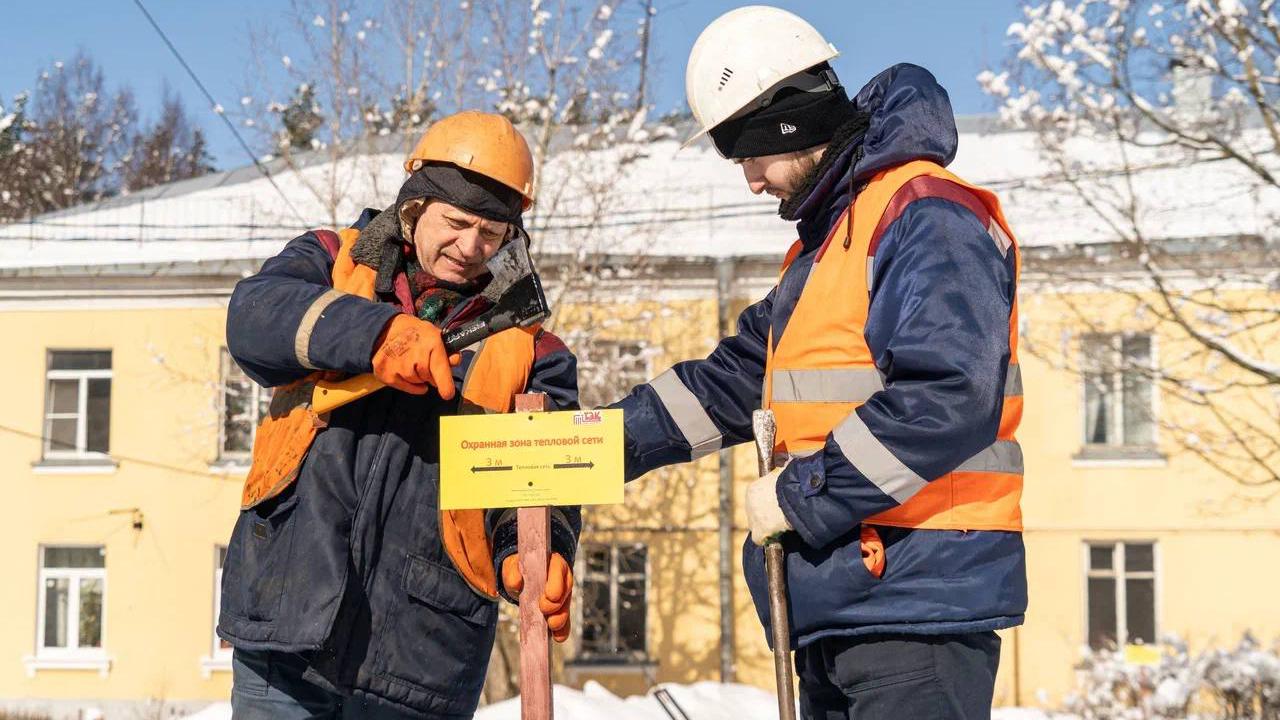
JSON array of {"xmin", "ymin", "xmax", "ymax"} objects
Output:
[
  {"xmin": 502, "ymin": 553, "xmax": 573, "ymax": 643},
  {"xmin": 371, "ymin": 314, "xmax": 460, "ymax": 399}
]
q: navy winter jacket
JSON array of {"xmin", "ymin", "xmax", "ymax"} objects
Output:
[
  {"xmin": 218, "ymin": 208, "xmax": 580, "ymax": 717},
  {"xmin": 612, "ymin": 64, "xmax": 1027, "ymax": 648}
]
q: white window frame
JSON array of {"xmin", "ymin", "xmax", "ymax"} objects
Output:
[
  {"xmin": 218, "ymin": 348, "xmax": 269, "ymax": 464},
  {"xmin": 33, "ymin": 546, "xmax": 108, "ymax": 665},
  {"xmin": 1082, "ymin": 540, "xmax": 1160, "ymax": 650},
  {"xmin": 577, "ymin": 340, "xmax": 653, "ymax": 410},
  {"xmin": 576, "ymin": 542, "xmax": 649, "ymax": 662},
  {"xmin": 1080, "ymin": 333, "xmax": 1157, "ymax": 449},
  {"xmin": 200, "ymin": 545, "xmax": 232, "ymax": 676},
  {"xmin": 43, "ymin": 354, "xmax": 112, "ymax": 460}
]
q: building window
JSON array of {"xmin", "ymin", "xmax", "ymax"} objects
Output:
[
  {"xmin": 220, "ymin": 349, "xmax": 269, "ymax": 461},
  {"xmin": 1085, "ymin": 541, "xmax": 1156, "ymax": 650},
  {"xmin": 577, "ymin": 341, "xmax": 651, "ymax": 410},
  {"xmin": 200, "ymin": 545, "xmax": 232, "ymax": 676},
  {"xmin": 38, "ymin": 546, "xmax": 106, "ymax": 657},
  {"xmin": 578, "ymin": 543, "xmax": 648, "ymax": 661},
  {"xmin": 213, "ymin": 545, "xmax": 231, "ymax": 659},
  {"xmin": 43, "ymin": 350, "xmax": 112, "ymax": 459},
  {"xmin": 1082, "ymin": 334, "xmax": 1154, "ymax": 447}
]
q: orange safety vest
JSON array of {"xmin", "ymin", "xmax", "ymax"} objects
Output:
[
  {"xmin": 241, "ymin": 226, "xmax": 537, "ymax": 598},
  {"xmin": 763, "ymin": 160, "xmax": 1024, "ymax": 532}
]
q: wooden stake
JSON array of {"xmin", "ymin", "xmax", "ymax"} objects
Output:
[{"xmin": 514, "ymin": 393, "xmax": 552, "ymax": 720}]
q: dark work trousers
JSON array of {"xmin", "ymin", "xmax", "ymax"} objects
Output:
[
  {"xmin": 794, "ymin": 632, "xmax": 1002, "ymax": 720},
  {"xmin": 231, "ymin": 648, "xmax": 429, "ymax": 719}
]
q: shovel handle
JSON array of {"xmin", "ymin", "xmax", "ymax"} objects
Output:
[{"xmin": 311, "ymin": 374, "xmax": 384, "ymax": 415}]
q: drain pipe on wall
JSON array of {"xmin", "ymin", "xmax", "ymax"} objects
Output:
[{"xmin": 715, "ymin": 256, "xmax": 737, "ymax": 683}]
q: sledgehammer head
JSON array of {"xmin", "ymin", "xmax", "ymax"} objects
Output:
[
  {"xmin": 441, "ymin": 232, "xmax": 550, "ymax": 352},
  {"xmin": 752, "ymin": 409, "xmax": 777, "ymax": 477}
]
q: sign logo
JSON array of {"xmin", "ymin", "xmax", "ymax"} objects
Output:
[
  {"xmin": 780, "ymin": 122, "xmax": 797, "ymax": 135},
  {"xmin": 573, "ymin": 410, "xmax": 603, "ymax": 425}
]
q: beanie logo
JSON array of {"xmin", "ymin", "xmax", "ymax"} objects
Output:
[{"xmin": 780, "ymin": 122, "xmax": 797, "ymax": 135}]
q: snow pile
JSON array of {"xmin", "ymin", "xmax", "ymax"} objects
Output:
[
  {"xmin": 476, "ymin": 681, "xmax": 778, "ymax": 720},
  {"xmin": 180, "ymin": 702, "xmax": 231, "ymax": 720},
  {"xmin": 1063, "ymin": 633, "xmax": 1280, "ymax": 719},
  {"xmin": 991, "ymin": 710, "xmax": 1068, "ymax": 719}
]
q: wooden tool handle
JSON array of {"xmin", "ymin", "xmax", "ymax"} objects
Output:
[
  {"xmin": 311, "ymin": 374, "xmax": 385, "ymax": 415},
  {"xmin": 766, "ymin": 541, "xmax": 797, "ymax": 720},
  {"xmin": 514, "ymin": 392, "xmax": 553, "ymax": 720}
]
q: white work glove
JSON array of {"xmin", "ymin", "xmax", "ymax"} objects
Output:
[{"xmin": 745, "ymin": 468, "xmax": 794, "ymax": 546}]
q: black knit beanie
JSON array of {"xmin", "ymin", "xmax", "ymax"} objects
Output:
[
  {"xmin": 709, "ymin": 63, "xmax": 857, "ymax": 159},
  {"xmin": 396, "ymin": 162, "xmax": 525, "ymax": 225}
]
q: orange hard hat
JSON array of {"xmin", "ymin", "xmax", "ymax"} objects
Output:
[{"xmin": 404, "ymin": 111, "xmax": 535, "ymax": 209}]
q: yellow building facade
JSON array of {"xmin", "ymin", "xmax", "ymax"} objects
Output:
[
  {"xmin": 1, "ymin": 245, "xmax": 1277, "ymax": 718},
  {"xmin": 0, "ymin": 172, "xmax": 1274, "ymax": 712}
]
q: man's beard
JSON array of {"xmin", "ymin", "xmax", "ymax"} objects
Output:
[{"xmin": 776, "ymin": 152, "xmax": 823, "ymax": 219}]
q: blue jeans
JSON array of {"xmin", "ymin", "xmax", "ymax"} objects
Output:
[
  {"xmin": 794, "ymin": 632, "xmax": 1002, "ymax": 720},
  {"xmin": 231, "ymin": 648, "xmax": 430, "ymax": 719}
]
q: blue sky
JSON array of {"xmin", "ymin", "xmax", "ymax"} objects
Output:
[{"xmin": 1, "ymin": 1, "xmax": 1022, "ymax": 170}]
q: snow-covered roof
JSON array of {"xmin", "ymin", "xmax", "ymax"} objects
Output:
[{"xmin": 1, "ymin": 116, "xmax": 1273, "ymax": 275}]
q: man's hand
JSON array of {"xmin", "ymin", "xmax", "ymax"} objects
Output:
[
  {"xmin": 371, "ymin": 314, "xmax": 460, "ymax": 399},
  {"xmin": 746, "ymin": 468, "xmax": 794, "ymax": 546},
  {"xmin": 501, "ymin": 553, "xmax": 573, "ymax": 643}
]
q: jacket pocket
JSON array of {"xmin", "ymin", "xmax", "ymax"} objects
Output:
[
  {"xmin": 223, "ymin": 486, "xmax": 302, "ymax": 623},
  {"xmin": 402, "ymin": 553, "xmax": 494, "ymax": 625},
  {"xmin": 374, "ymin": 553, "xmax": 498, "ymax": 698}
]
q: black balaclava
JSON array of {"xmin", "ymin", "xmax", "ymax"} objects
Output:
[{"xmin": 708, "ymin": 62, "xmax": 859, "ymax": 159}]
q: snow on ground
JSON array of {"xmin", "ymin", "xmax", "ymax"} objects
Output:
[
  {"xmin": 179, "ymin": 702, "xmax": 231, "ymax": 720},
  {"xmin": 475, "ymin": 681, "xmax": 777, "ymax": 720},
  {"xmin": 177, "ymin": 683, "xmax": 1065, "ymax": 720}
]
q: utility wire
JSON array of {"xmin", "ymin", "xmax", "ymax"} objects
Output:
[
  {"xmin": 130, "ymin": 0, "xmax": 309, "ymax": 227},
  {"xmin": 0, "ymin": 423, "xmax": 226, "ymax": 480}
]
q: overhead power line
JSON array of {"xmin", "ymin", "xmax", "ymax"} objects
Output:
[
  {"xmin": 0, "ymin": 423, "xmax": 226, "ymax": 480},
  {"xmin": 129, "ymin": 0, "xmax": 308, "ymax": 227}
]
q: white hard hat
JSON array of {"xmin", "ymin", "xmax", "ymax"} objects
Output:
[{"xmin": 684, "ymin": 5, "xmax": 839, "ymax": 149}]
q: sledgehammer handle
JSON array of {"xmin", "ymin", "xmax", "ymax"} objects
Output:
[
  {"xmin": 753, "ymin": 409, "xmax": 796, "ymax": 720},
  {"xmin": 766, "ymin": 542, "xmax": 796, "ymax": 720},
  {"xmin": 310, "ymin": 321, "xmax": 492, "ymax": 415}
]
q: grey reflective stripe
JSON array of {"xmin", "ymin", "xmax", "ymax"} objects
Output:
[
  {"xmin": 648, "ymin": 369, "xmax": 723, "ymax": 459},
  {"xmin": 988, "ymin": 218, "xmax": 1013, "ymax": 257},
  {"xmin": 831, "ymin": 413, "xmax": 927, "ymax": 503},
  {"xmin": 955, "ymin": 440, "xmax": 1024, "ymax": 475},
  {"xmin": 866, "ymin": 257, "xmax": 876, "ymax": 295},
  {"xmin": 1005, "ymin": 364, "xmax": 1023, "ymax": 397},
  {"xmin": 771, "ymin": 368, "xmax": 884, "ymax": 403},
  {"xmin": 295, "ymin": 289, "xmax": 345, "ymax": 370}
]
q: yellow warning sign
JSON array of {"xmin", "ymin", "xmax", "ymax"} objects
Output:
[
  {"xmin": 1123, "ymin": 644, "xmax": 1161, "ymax": 667},
  {"xmin": 439, "ymin": 409, "xmax": 625, "ymax": 510}
]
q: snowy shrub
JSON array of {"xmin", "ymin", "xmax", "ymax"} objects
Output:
[{"xmin": 1062, "ymin": 634, "xmax": 1280, "ymax": 719}]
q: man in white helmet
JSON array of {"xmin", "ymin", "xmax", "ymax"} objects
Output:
[{"xmin": 609, "ymin": 6, "xmax": 1026, "ymax": 719}]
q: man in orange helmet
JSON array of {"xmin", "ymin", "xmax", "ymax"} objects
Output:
[{"xmin": 218, "ymin": 111, "xmax": 580, "ymax": 718}]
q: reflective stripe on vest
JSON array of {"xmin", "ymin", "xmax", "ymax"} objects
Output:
[
  {"xmin": 763, "ymin": 160, "xmax": 1024, "ymax": 532},
  {"xmin": 648, "ymin": 369, "xmax": 723, "ymax": 459},
  {"xmin": 771, "ymin": 368, "xmax": 885, "ymax": 403}
]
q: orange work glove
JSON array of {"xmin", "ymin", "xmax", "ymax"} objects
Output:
[
  {"xmin": 371, "ymin": 314, "xmax": 460, "ymax": 399},
  {"xmin": 501, "ymin": 553, "xmax": 573, "ymax": 643}
]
